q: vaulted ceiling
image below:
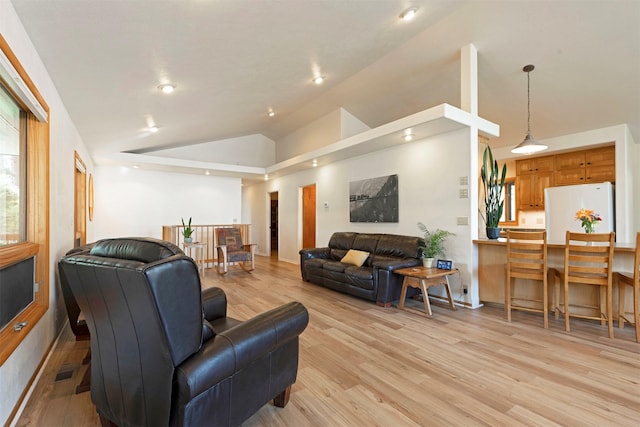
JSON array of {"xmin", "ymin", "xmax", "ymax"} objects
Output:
[{"xmin": 11, "ymin": 0, "xmax": 640, "ymax": 174}]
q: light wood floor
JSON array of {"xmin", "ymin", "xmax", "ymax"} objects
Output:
[{"xmin": 16, "ymin": 256, "xmax": 640, "ymax": 427}]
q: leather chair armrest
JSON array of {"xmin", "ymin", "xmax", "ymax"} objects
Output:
[
  {"xmin": 174, "ymin": 302, "xmax": 309, "ymax": 403},
  {"xmin": 299, "ymin": 247, "xmax": 330, "ymax": 260},
  {"xmin": 372, "ymin": 258, "xmax": 421, "ymax": 271},
  {"xmin": 202, "ymin": 287, "xmax": 227, "ymax": 321}
]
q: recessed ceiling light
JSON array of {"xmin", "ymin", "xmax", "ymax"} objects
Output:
[
  {"xmin": 264, "ymin": 174, "xmax": 269, "ymax": 181},
  {"xmin": 403, "ymin": 133, "xmax": 414, "ymax": 142},
  {"xmin": 133, "ymin": 165, "xmax": 140, "ymax": 169},
  {"xmin": 205, "ymin": 170, "xmax": 210, "ymax": 176},
  {"xmin": 158, "ymin": 83, "xmax": 175, "ymax": 94},
  {"xmin": 312, "ymin": 75, "xmax": 325, "ymax": 85},
  {"xmin": 399, "ymin": 7, "xmax": 418, "ymax": 21},
  {"xmin": 268, "ymin": 109, "xmax": 275, "ymax": 117},
  {"xmin": 147, "ymin": 125, "xmax": 159, "ymax": 133},
  {"xmin": 312, "ymin": 159, "xmax": 318, "ymax": 167}
]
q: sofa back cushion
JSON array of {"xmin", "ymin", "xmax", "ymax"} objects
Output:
[
  {"xmin": 351, "ymin": 234, "xmax": 381, "ymax": 266},
  {"xmin": 375, "ymin": 234, "xmax": 423, "ymax": 259},
  {"xmin": 328, "ymin": 232, "xmax": 358, "ymax": 261},
  {"xmin": 352, "ymin": 234, "xmax": 381, "ymax": 254}
]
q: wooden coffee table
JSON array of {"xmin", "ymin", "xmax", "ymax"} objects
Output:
[{"xmin": 394, "ymin": 266, "xmax": 459, "ymax": 317}]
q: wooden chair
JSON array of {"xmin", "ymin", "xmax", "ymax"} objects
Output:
[
  {"xmin": 216, "ymin": 227, "xmax": 256, "ymax": 274},
  {"xmin": 615, "ymin": 232, "xmax": 640, "ymax": 342},
  {"xmin": 549, "ymin": 231, "xmax": 615, "ymax": 338},
  {"xmin": 505, "ymin": 231, "xmax": 548, "ymax": 328}
]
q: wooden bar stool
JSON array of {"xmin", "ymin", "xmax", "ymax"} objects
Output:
[
  {"xmin": 505, "ymin": 231, "xmax": 548, "ymax": 328},
  {"xmin": 615, "ymin": 232, "xmax": 640, "ymax": 342},
  {"xmin": 549, "ymin": 231, "xmax": 615, "ymax": 338}
]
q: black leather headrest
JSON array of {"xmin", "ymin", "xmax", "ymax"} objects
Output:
[{"xmin": 89, "ymin": 237, "xmax": 184, "ymax": 263}]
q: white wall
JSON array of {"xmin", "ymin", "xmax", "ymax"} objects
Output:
[
  {"xmin": 340, "ymin": 108, "xmax": 371, "ymax": 139},
  {"xmin": 276, "ymin": 108, "xmax": 372, "ymax": 163},
  {"xmin": 276, "ymin": 109, "xmax": 342, "ymax": 162},
  {"xmin": 0, "ymin": 3, "xmax": 93, "ymax": 424},
  {"xmin": 244, "ymin": 128, "xmax": 475, "ymax": 300},
  {"xmin": 93, "ymin": 167, "xmax": 242, "ymax": 240}
]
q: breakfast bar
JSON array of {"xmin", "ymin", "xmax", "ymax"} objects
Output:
[{"xmin": 475, "ymin": 238, "xmax": 636, "ymax": 318}]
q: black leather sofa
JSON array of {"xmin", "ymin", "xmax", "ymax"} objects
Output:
[
  {"xmin": 59, "ymin": 237, "xmax": 309, "ymax": 427},
  {"xmin": 299, "ymin": 232, "xmax": 424, "ymax": 306}
]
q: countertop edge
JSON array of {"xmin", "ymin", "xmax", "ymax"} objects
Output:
[{"xmin": 473, "ymin": 238, "xmax": 635, "ymax": 251}]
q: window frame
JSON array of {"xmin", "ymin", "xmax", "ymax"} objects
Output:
[
  {"xmin": 499, "ymin": 178, "xmax": 518, "ymax": 227},
  {"xmin": 0, "ymin": 34, "xmax": 50, "ymax": 366}
]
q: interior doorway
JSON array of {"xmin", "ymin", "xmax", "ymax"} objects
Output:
[
  {"xmin": 269, "ymin": 191, "xmax": 278, "ymax": 256},
  {"xmin": 74, "ymin": 151, "xmax": 87, "ymax": 247},
  {"xmin": 302, "ymin": 184, "xmax": 316, "ymax": 249}
]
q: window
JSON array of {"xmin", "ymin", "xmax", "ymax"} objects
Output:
[
  {"xmin": 500, "ymin": 178, "xmax": 517, "ymax": 226},
  {"xmin": 0, "ymin": 34, "xmax": 50, "ymax": 366},
  {"xmin": 0, "ymin": 85, "xmax": 27, "ymax": 246}
]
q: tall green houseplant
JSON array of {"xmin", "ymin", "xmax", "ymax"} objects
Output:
[{"xmin": 480, "ymin": 145, "xmax": 507, "ymax": 238}]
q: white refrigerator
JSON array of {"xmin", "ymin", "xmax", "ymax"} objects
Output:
[{"xmin": 544, "ymin": 182, "xmax": 615, "ymax": 242}]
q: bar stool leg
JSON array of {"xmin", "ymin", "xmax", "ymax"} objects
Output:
[
  {"xmin": 607, "ymin": 284, "xmax": 614, "ymax": 339},
  {"xmin": 564, "ymin": 279, "xmax": 570, "ymax": 332},
  {"xmin": 618, "ymin": 276, "xmax": 626, "ymax": 329},
  {"xmin": 543, "ymin": 274, "xmax": 549, "ymax": 329},
  {"xmin": 506, "ymin": 272, "xmax": 512, "ymax": 323},
  {"xmin": 634, "ymin": 283, "xmax": 640, "ymax": 343}
]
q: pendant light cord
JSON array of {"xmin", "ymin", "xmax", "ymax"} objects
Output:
[{"xmin": 527, "ymin": 70, "xmax": 531, "ymax": 134}]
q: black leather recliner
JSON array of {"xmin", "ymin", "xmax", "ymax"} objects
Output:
[{"xmin": 58, "ymin": 237, "xmax": 309, "ymax": 427}]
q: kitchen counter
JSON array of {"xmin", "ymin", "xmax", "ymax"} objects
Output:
[
  {"xmin": 474, "ymin": 238, "xmax": 636, "ymax": 315},
  {"xmin": 474, "ymin": 237, "xmax": 635, "ymax": 252}
]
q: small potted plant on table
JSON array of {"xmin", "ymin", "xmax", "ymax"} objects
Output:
[
  {"xmin": 417, "ymin": 222, "xmax": 454, "ymax": 268},
  {"xmin": 182, "ymin": 217, "xmax": 194, "ymax": 243}
]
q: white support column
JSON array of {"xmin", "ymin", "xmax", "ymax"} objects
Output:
[
  {"xmin": 461, "ymin": 44, "xmax": 478, "ymax": 116},
  {"xmin": 463, "ymin": 44, "xmax": 482, "ymax": 308}
]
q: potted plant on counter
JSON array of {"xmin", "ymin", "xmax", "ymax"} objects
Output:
[
  {"xmin": 480, "ymin": 145, "xmax": 507, "ymax": 239},
  {"xmin": 182, "ymin": 217, "xmax": 194, "ymax": 243},
  {"xmin": 417, "ymin": 222, "xmax": 454, "ymax": 268}
]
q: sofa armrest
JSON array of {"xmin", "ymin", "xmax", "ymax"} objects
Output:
[
  {"xmin": 174, "ymin": 302, "xmax": 309, "ymax": 403},
  {"xmin": 299, "ymin": 247, "xmax": 330, "ymax": 260},
  {"xmin": 202, "ymin": 287, "xmax": 227, "ymax": 321},
  {"xmin": 372, "ymin": 258, "xmax": 421, "ymax": 271}
]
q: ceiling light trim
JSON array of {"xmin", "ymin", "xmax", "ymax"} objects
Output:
[
  {"xmin": 399, "ymin": 7, "xmax": 418, "ymax": 21},
  {"xmin": 158, "ymin": 83, "xmax": 176, "ymax": 94}
]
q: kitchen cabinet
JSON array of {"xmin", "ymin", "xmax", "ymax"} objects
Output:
[
  {"xmin": 554, "ymin": 146, "xmax": 615, "ymax": 185},
  {"xmin": 516, "ymin": 155, "xmax": 554, "ymax": 175},
  {"xmin": 517, "ymin": 171, "xmax": 553, "ymax": 210},
  {"xmin": 515, "ymin": 156, "xmax": 554, "ymax": 210},
  {"xmin": 515, "ymin": 145, "xmax": 615, "ymax": 211}
]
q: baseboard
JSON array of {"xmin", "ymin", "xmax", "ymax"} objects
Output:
[
  {"xmin": 7, "ymin": 322, "xmax": 67, "ymax": 427},
  {"xmin": 428, "ymin": 294, "xmax": 484, "ymax": 309}
]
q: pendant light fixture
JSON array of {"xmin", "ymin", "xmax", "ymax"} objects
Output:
[{"xmin": 511, "ymin": 64, "xmax": 547, "ymax": 154}]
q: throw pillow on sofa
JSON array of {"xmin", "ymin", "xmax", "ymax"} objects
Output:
[{"xmin": 341, "ymin": 249, "xmax": 369, "ymax": 267}]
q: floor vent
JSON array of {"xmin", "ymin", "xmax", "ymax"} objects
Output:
[{"xmin": 54, "ymin": 367, "xmax": 74, "ymax": 382}]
